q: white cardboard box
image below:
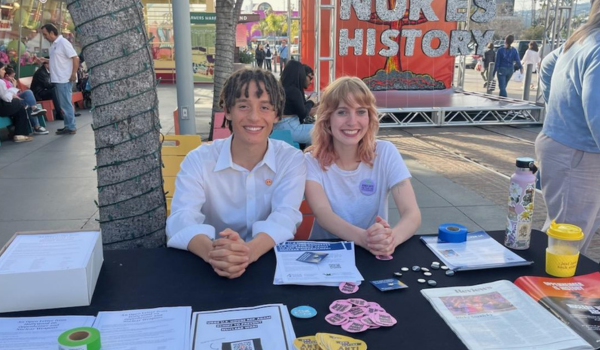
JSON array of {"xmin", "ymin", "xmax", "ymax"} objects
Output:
[{"xmin": 0, "ymin": 230, "xmax": 103, "ymax": 313}]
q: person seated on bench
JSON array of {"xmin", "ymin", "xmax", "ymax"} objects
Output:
[
  {"xmin": 273, "ymin": 60, "xmax": 318, "ymax": 145},
  {"xmin": 0, "ymin": 63, "xmax": 34, "ymax": 143},
  {"xmin": 30, "ymin": 60, "xmax": 63, "ymax": 121},
  {"xmin": 304, "ymin": 77, "xmax": 421, "ymax": 257},
  {"xmin": 166, "ymin": 68, "xmax": 306, "ymax": 279},
  {"xmin": 3, "ymin": 66, "xmax": 48, "ymax": 135}
]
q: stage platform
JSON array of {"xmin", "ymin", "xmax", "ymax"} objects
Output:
[{"xmin": 373, "ymin": 89, "xmax": 543, "ymax": 127}]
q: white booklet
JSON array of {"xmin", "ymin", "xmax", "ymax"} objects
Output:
[
  {"xmin": 0, "ymin": 315, "xmax": 95, "ymax": 350},
  {"xmin": 93, "ymin": 306, "xmax": 192, "ymax": 350},
  {"xmin": 421, "ymin": 280, "xmax": 593, "ymax": 350},
  {"xmin": 420, "ymin": 231, "xmax": 533, "ymax": 271},
  {"xmin": 190, "ymin": 304, "xmax": 295, "ymax": 350},
  {"xmin": 273, "ymin": 241, "xmax": 364, "ymax": 286}
]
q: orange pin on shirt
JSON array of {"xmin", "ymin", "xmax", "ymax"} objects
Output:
[{"xmin": 265, "ymin": 179, "xmax": 273, "ymax": 186}]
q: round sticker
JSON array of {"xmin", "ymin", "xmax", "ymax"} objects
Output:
[
  {"xmin": 291, "ymin": 305, "xmax": 317, "ymax": 319},
  {"xmin": 359, "ymin": 179, "xmax": 376, "ymax": 196},
  {"xmin": 339, "ymin": 282, "xmax": 359, "ymax": 294}
]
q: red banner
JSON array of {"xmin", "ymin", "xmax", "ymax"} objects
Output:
[{"xmin": 301, "ymin": 0, "xmax": 458, "ymax": 91}]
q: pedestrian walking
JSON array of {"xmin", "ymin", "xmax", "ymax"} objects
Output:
[
  {"xmin": 493, "ymin": 35, "xmax": 523, "ymax": 97},
  {"xmin": 521, "ymin": 41, "xmax": 541, "ymax": 89},
  {"xmin": 278, "ymin": 41, "xmax": 289, "ymax": 72},
  {"xmin": 481, "ymin": 43, "xmax": 496, "ymax": 87},
  {"xmin": 264, "ymin": 44, "xmax": 272, "ymax": 71},
  {"xmin": 255, "ymin": 43, "xmax": 265, "ymax": 69}
]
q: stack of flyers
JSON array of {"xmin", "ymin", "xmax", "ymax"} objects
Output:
[{"xmin": 273, "ymin": 241, "xmax": 364, "ymax": 286}]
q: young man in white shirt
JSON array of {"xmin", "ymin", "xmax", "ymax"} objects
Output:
[
  {"xmin": 166, "ymin": 68, "xmax": 306, "ymax": 279},
  {"xmin": 40, "ymin": 23, "xmax": 79, "ymax": 135}
]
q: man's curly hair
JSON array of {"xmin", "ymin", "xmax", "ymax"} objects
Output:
[{"xmin": 219, "ymin": 68, "xmax": 285, "ymax": 132}]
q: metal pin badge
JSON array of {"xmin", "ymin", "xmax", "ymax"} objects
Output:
[{"xmin": 445, "ymin": 270, "xmax": 455, "ymax": 276}]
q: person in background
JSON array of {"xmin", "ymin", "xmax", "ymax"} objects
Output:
[
  {"xmin": 494, "ymin": 35, "xmax": 523, "ymax": 97},
  {"xmin": 537, "ymin": 0, "xmax": 600, "ymax": 255},
  {"xmin": 40, "ymin": 23, "xmax": 79, "ymax": 135},
  {"xmin": 255, "ymin": 43, "xmax": 265, "ymax": 69},
  {"xmin": 273, "ymin": 60, "xmax": 317, "ymax": 145},
  {"xmin": 166, "ymin": 68, "xmax": 306, "ymax": 279},
  {"xmin": 303, "ymin": 64, "xmax": 318, "ymax": 122},
  {"xmin": 0, "ymin": 62, "xmax": 33, "ymax": 143},
  {"xmin": 521, "ymin": 41, "xmax": 541, "ymax": 90},
  {"xmin": 482, "ymin": 42, "xmax": 496, "ymax": 87},
  {"xmin": 264, "ymin": 44, "xmax": 272, "ymax": 71},
  {"xmin": 3, "ymin": 66, "xmax": 48, "ymax": 135},
  {"xmin": 304, "ymin": 76, "xmax": 421, "ymax": 256},
  {"xmin": 278, "ymin": 41, "xmax": 288, "ymax": 72},
  {"xmin": 30, "ymin": 60, "xmax": 64, "ymax": 121}
]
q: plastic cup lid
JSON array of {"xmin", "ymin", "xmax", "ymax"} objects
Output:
[{"xmin": 547, "ymin": 220, "xmax": 584, "ymax": 241}]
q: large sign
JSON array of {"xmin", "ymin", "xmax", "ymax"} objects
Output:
[
  {"xmin": 301, "ymin": 0, "xmax": 496, "ymax": 91},
  {"xmin": 190, "ymin": 13, "xmax": 260, "ymax": 25}
]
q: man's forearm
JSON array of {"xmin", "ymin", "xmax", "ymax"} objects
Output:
[
  {"xmin": 247, "ymin": 233, "xmax": 276, "ymax": 263},
  {"xmin": 187, "ymin": 234, "xmax": 213, "ymax": 263}
]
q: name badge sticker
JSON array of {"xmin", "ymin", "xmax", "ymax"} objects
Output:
[{"xmin": 359, "ymin": 179, "xmax": 376, "ymax": 196}]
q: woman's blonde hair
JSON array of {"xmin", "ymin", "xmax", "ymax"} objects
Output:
[
  {"xmin": 309, "ymin": 76, "xmax": 379, "ymax": 170},
  {"xmin": 564, "ymin": 0, "xmax": 600, "ymax": 52}
]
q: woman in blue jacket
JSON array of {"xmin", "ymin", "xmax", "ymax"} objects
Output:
[{"xmin": 494, "ymin": 35, "xmax": 523, "ymax": 97}]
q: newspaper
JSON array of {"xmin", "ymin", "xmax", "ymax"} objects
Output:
[
  {"xmin": 421, "ymin": 280, "xmax": 593, "ymax": 350},
  {"xmin": 273, "ymin": 241, "xmax": 364, "ymax": 286},
  {"xmin": 190, "ymin": 304, "xmax": 295, "ymax": 350},
  {"xmin": 420, "ymin": 231, "xmax": 533, "ymax": 271}
]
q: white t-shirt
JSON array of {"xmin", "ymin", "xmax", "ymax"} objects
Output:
[
  {"xmin": 521, "ymin": 49, "xmax": 541, "ymax": 71},
  {"xmin": 305, "ymin": 140, "xmax": 411, "ymax": 240},
  {"xmin": 49, "ymin": 35, "xmax": 78, "ymax": 83}
]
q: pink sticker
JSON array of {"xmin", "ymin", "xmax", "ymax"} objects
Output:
[
  {"xmin": 325, "ymin": 313, "xmax": 349, "ymax": 326},
  {"xmin": 347, "ymin": 298, "xmax": 368, "ymax": 307},
  {"xmin": 370, "ymin": 312, "xmax": 397, "ymax": 327},
  {"xmin": 345, "ymin": 307, "xmax": 366, "ymax": 318},
  {"xmin": 342, "ymin": 321, "xmax": 369, "ymax": 333},
  {"xmin": 376, "ymin": 255, "xmax": 394, "ymax": 260},
  {"xmin": 365, "ymin": 306, "xmax": 385, "ymax": 314},
  {"xmin": 329, "ymin": 300, "xmax": 353, "ymax": 314},
  {"xmin": 360, "ymin": 315, "xmax": 380, "ymax": 329},
  {"xmin": 339, "ymin": 282, "xmax": 359, "ymax": 294}
]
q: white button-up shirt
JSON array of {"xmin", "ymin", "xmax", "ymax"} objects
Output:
[
  {"xmin": 49, "ymin": 35, "xmax": 77, "ymax": 84},
  {"xmin": 166, "ymin": 136, "xmax": 306, "ymax": 250}
]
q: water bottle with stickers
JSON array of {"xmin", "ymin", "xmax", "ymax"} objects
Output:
[{"xmin": 505, "ymin": 157, "xmax": 538, "ymax": 250}]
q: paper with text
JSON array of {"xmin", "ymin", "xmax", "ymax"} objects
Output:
[
  {"xmin": 0, "ymin": 315, "xmax": 95, "ymax": 350},
  {"xmin": 93, "ymin": 306, "xmax": 191, "ymax": 350},
  {"xmin": 273, "ymin": 241, "xmax": 364, "ymax": 286},
  {"xmin": 191, "ymin": 304, "xmax": 295, "ymax": 350},
  {"xmin": 0, "ymin": 232, "xmax": 99, "ymax": 274}
]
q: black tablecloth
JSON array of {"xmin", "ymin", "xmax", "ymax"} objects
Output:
[{"xmin": 4, "ymin": 230, "xmax": 599, "ymax": 349}]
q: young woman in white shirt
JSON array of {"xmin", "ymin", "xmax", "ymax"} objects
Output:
[
  {"xmin": 521, "ymin": 41, "xmax": 541, "ymax": 89},
  {"xmin": 304, "ymin": 77, "xmax": 421, "ymax": 257}
]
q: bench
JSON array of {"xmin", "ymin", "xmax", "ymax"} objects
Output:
[
  {"xmin": 0, "ymin": 106, "xmax": 46, "ymax": 147},
  {"xmin": 18, "ymin": 76, "xmax": 84, "ymax": 122},
  {"xmin": 0, "ymin": 116, "xmax": 11, "ymax": 147}
]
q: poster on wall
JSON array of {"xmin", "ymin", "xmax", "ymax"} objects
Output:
[{"xmin": 301, "ymin": 0, "xmax": 496, "ymax": 91}]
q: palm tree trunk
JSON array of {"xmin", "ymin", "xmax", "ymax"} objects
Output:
[
  {"xmin": 210, "ymin": 0, "xmax": 243, "ymax": 140},
  {"xmin": 68, "ymin": 0, "xmax": 166, "ymax": 249}
]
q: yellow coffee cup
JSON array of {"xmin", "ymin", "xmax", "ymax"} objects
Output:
[{"xmin": 546, "ymin": 220, "xmax": 584, "ymax": 277}]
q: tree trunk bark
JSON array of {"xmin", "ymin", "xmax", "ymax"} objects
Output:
[
  {"xmin": 68, "ymin": 0, "xmax": 166, "ymax": 249},
  {"xmin": 210, "ymin": 0, "xmax": 243, "ymax": 140}
]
